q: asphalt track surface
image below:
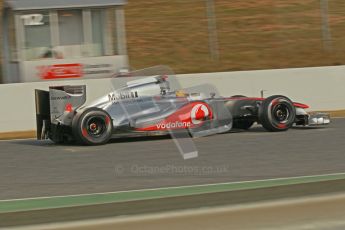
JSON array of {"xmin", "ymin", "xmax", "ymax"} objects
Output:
[{"xmin": 1, "ymin": 119, "xmax": 345, "ymax": 200}]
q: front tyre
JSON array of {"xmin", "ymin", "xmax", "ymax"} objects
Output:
[
  {"xmin": 259, "ymin": 95, "xmax": 296, "ymax": 132},
  {"xmin": 72, "ymin": 108, "xmax": 113, "ymax": 145}
]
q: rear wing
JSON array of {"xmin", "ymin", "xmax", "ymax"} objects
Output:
[{"xmin": 35, "ymin": 85, "xmax": 86, "ymax": 140}]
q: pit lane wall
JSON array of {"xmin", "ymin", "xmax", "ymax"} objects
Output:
[{"xmin": 1, "ymin": 65, "xmax": 345, "ymax": 133}]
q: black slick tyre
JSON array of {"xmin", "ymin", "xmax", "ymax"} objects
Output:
[
  {"xmin": 72, "ymin": 108, "xmax": 113, "ymax": 145},
  {"xmin": 259, "ymin": 95, "xmax": 296, "ymax": 132}
]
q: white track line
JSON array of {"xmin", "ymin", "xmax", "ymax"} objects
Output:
[
  {"xmin": 1, "ymin": 171, "xmax": 345, "ymax": 203},
  {"xmin": 6, "ymin": 192, "xmax": 345, "ymax": 230}
]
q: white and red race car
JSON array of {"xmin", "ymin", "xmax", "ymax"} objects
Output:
[{"xmin": 35, "ymin": 66, "xmax": 330, "ymax": 145}]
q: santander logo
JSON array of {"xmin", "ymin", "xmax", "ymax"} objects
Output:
[
  {"xmin": 191, "ymin": 104, "xmax": 210, "ymax": 125},
  {"xmin": 38, "ymin": 64, "xmax": 83, "ymax": 80}
]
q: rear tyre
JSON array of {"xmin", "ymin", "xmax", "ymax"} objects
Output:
[
  {"xmin": 259, "ymin": 95, "xmax": 296, "ymax": 132},
  {"xmin": 72, "ymin": 108, "xmax": 113, "ymax": 145}
]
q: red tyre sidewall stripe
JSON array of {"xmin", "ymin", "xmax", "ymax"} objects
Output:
[{"xmin": 82, "ymin": 128, "xmax": 88, "ymax": 137}]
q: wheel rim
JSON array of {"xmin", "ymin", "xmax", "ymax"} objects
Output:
[
  {"xmin": 85, "ymin": 116, "xmax": 107, "ymax": 137},
  {"xmin": 272, "ymin": 104, "xmax": 290, "ymax": 123},
  {"xmin": 267, "ymin": 98, "xmax": 295, "ymax": 129}
]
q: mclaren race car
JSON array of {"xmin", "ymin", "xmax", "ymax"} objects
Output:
[{"xmin": 35, "ymin": 66, "xmax": 330, "ymax": 145}]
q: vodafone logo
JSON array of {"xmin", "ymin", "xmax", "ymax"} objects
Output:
[{"xmin": 191, "ymin": 104, "xmax": 210, "ymax": 125}]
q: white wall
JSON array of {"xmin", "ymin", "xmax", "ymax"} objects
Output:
[
  {"xmin": 0, "ymin": 65, "xmax": 344, "ymax": 133},
  {"xmin": 178, "ymin": 66, "xmax": 345, "ymax": 111},
  {"xmin": 0, "ymin": 77, "xmax": 128, "ymax": 132}
]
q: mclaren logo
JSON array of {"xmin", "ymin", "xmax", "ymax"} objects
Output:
[
  {"xmin": 191, "ymin": 104, "xmax": 210, "ymax": 125},
  {"xmin": 108, "ymin": 91, "xmax": 139, "ymax": 102}
]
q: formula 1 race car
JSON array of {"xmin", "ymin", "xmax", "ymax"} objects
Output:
[{"xmin": 35, "ymin": 66, "xmax": 330, "ymax": 145}]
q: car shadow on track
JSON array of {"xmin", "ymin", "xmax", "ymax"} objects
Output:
[
  {"xmin": 108, "ymin": 135, "xmax": 172, "ymax": 144},
  {"xmin": 10, "ymin": 139, "xmax": 55, "ymax": 147},
  {"xmin": 291, "ymin": 126, "xmax": 328, "ymax": 130},
  {"xmin": 10, "ymin": 135, "xmax": 174, "ymax": 147}
]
